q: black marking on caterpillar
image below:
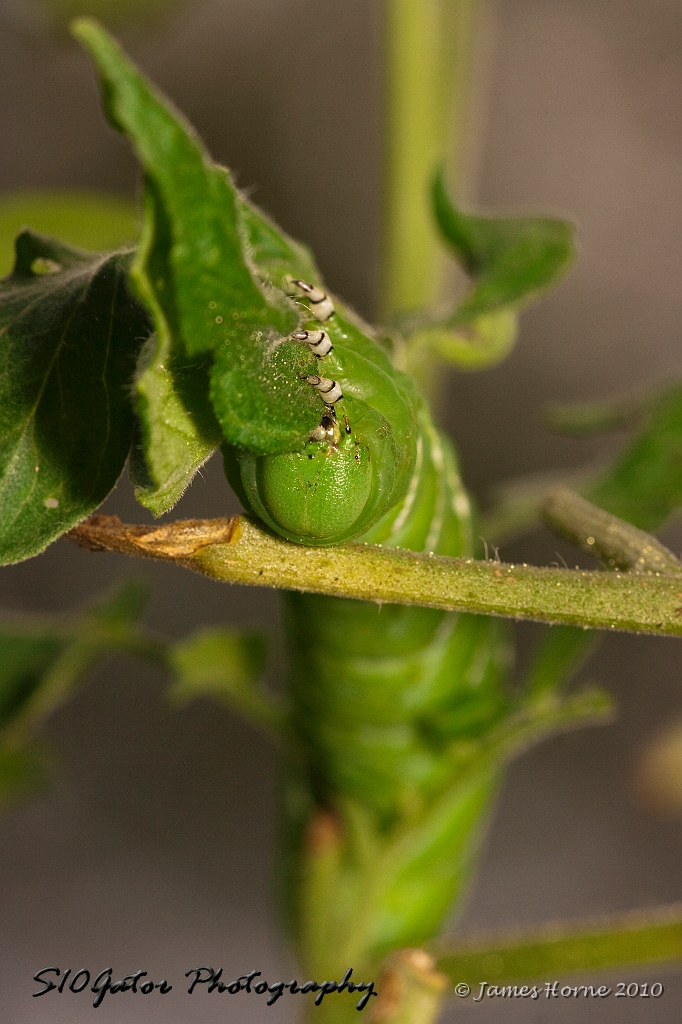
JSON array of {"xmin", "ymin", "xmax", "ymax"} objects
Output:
[
  {"xmin": 291, "ymin": 279, "xmax": 335, "ymax": 321},
  {"xmin": 292, "ymin": 329, "xmax": 333, "ymax": 357},
  {"xmin": 309, "ymin": 411, "xmax": 341, "ymax": 446},
  {"xmin": 303, "ymin": 375, "xmax": 343, "ymax": 405}
]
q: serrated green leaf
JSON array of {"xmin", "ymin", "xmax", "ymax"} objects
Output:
[
  {"xmin": 73, "ymin": 17, "xmax": 322, "ymax": 458},
  {"xmin": 432, "ymin": 169, "xmax": 576, "ymax": 323},
  {"xmin": 0, "ymin": 190, "xmax": 139, "ymax": 278},
  {"xmin": 0, "ymin": 230, "xmax": 150, "ymax": 564}
]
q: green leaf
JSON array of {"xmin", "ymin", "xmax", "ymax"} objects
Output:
[
  {"xmin": 403, "ymin": 172, "xmax": 575, "ymax": 373},
  {"xmin": 168, "ymin": 627, "xmax": 282, "ymax": 735},
  {"xmin": 432, "ymin": 169, "xmax": 576, "ymax": 323},
  {"xmin": 523, "ymin": 625, "xmax": 599, "ymax": 704},
  {"xmin": 127, "ymin": 178, "xmax": 223, "ymax": 513},
  {"xmin": 0, "ymin": 627, "xmax": 66, "ymax": 732},
  {"xmin": 0, "ymin": 190, "xmax": 139, "ymax": 278},
  {"xmin": 0, "ymin": 230, "xmax": 150, "ymax": 564},
  {"xmin": 584, "ymin": 383, "xmax": 682, "ymax": 532},
  {"xmin": 406, "ymin": 307, "xmax": 517, "ymax": 375},
  {"xmin": 72, "ymin": 17, "xmax": 321, "ymax": 458}
]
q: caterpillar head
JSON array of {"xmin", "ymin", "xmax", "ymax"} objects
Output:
[
  {"xmin": 223, "ymin": 386, "xmax": 419, "ymax": 546},
  {"xmin": 234, "ymin": 432, "xmax": 375, "ymax": 544}
]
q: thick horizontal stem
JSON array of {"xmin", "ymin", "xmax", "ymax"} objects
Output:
[
  {"xmin": 67, "ymin": 515, "xmax": 682, "ymax": 637},
  {"xmin": 434, "ymin": 903, "xmax": 682, "ymax": 987}
]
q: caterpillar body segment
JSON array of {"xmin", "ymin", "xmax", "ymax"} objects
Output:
[
  {"xmin": 221, "ymin": 257, "xmax": 512, "ymax": 964},
  {"xmin": 282, "ymin": 401, "xmax": 512, "ymax": 956},
  {"xmin": 304, "ymin": 375, "xmax": 343, "ymax": 405},
  {"xmin": 225, "ymin": 308, "xmax": 420, "ymax": 545},
  {"xmin": 291, "ymin": 278, "xmax": 335, "ymax": 321},
  {"xmin": 361, "ymin": 407, "xmax": 474, "ymax": 557},
  {"xmin": 292, "ymin": 329, "xmax": 333, "ymax": 357}
]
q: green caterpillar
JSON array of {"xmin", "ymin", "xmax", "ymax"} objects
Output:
[
  {"xmin": 227, "ymin": 220, "xmax": 512, "ymax": 970},
  {"xmin": 270, "ymin": 329, "xmax": 510, "ymax": 972},
  {"xmin": 223, "ymin": 279, "xmax": 422, "ymax": 545},
  {"xmin": 65, "ymin": 19, "xmax": 518, "ymax": 982}
]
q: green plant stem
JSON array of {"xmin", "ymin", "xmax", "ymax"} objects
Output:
[
  {"xmin": 434, "ymin": 903, "xmax": 682, "ymax": 987},
  {"xmin": 0, "ymin": 618, "xmax": 166, "ymax": 750},
  {"xmin": 381, "ymin": 0, "xmax": 478, "ymax": 324},
  {"xmin": 541, "ymin": 486, "xmax": 682, "ymax": 574},
  {"xmin": 68, "ymin": 514, "xmax": 682, "ymax": 637}
]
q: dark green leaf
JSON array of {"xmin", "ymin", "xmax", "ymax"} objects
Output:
[
  {"xmin": 432, "ymin": 168, "xmax": 576, "ymax": 323},
  {"xmin": 0, "ymin": 230, "xmax": 150, "ymax": 564},
  {"xmin": 73, "ymin": 18, "xmax": 321, "ymax": 458},
  {"xmin": 127, "ymin": 178, "xmax": 223, "ymax": 513},
  {"xmin": 0, "ymin": 190, "xmax": 139, "ymax": 278}
]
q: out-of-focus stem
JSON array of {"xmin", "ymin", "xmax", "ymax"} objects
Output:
[
  {"xmin": 381, "ymin": 0, "xmax": 479, "ymax": 327},
  {"xmin": 541, "ymin": 486, "xmax": 682, "ymax": 574},
  {"xmin": 434, "ymin": 903, "xmax": 682, "ymax": 986}
]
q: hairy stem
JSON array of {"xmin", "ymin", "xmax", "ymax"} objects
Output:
[
  {"xmin": 541, "ymin": 486, "xmax": 682, "ymax": 574},
  {"xmin": 68, "ymin": 515, "xmax": 682, "ymax": 637}
]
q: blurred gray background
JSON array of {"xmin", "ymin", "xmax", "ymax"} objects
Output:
[{"xmin": 1, "ymin": 0, "xmax": 682, "ymax": 1021}]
